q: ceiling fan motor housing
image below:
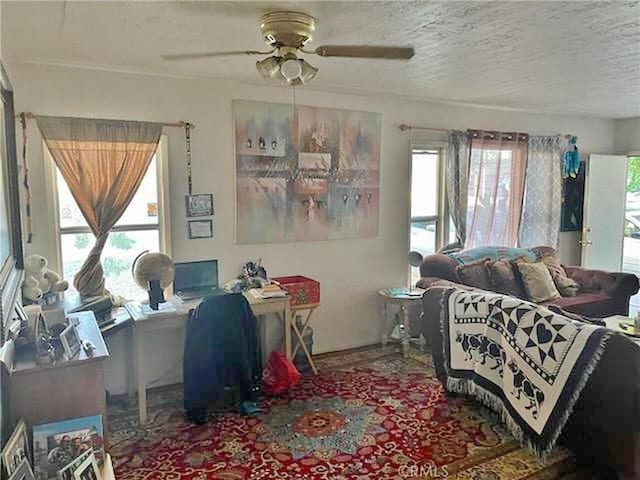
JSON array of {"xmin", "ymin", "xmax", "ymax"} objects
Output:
[{"xmin": 260, "ymin": 11, "xmax": 316, "ymax": 48}]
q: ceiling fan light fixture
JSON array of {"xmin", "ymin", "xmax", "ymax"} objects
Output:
[
  {"xmin": 299, "ymin": 59, "xmax": 318, "ymax": 84},
  {"xmin": 287, "ymin": 78, "xmax": 303, "ymax": 87},
  {"xmin": 280, "ymin": 58, "xmax": 303, "ymax": 81},
  {"xmin": 256, "ymin": 56, "xmax": 282, "ymax": 78}
]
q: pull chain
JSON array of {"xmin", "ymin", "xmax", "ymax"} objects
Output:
[{"xmin": 185, "ymin": 122, "xmax": 192, "ymax": 196}]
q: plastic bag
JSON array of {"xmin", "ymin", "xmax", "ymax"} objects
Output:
[{"xmin": 262, "ymin": 351, "xmax": 301, "ymax": 396}]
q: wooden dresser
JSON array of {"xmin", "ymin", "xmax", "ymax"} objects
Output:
[{"xmin": 9, "ymin": 312, "xmax": 110, "ymax": 429}]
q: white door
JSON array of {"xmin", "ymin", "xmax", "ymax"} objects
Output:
[{"xmin": 581, "ymin": 154, "xmax": 628, "ymax": 270}]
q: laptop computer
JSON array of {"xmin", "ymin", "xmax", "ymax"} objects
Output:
[{"xmin": 173, "ymin": 260, "xmax": 219, "ymax": 301}]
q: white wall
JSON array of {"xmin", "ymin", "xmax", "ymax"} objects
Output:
[
  {"xmin": 614, "ymin": 117, "xmax": 640, "ymax": 155},
  {"xmin": 6, "ymin": 62, "xmax": 616, "ymax": 393}
]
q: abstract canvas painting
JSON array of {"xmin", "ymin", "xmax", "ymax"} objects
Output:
[{"xmin": 234, "ymin": 100, "xmax": 381, "ymax": 244}]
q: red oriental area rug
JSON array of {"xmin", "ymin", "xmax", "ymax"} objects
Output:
[{"xmin": 108, "ymin": 348, "xmax": 586, "ymax": 479}]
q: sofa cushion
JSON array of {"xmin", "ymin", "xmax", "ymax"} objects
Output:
[
  {"xmin": 456, "ymin": 258, "xmax": 492, "ymax": 290},
  {"xmin": 515, "ymin": 260, "xmax": 561, "ymax": 303},
  {"xmin": 488, "ymin": 260, "xmax": 526, "ymax": 298},
  {"xmin": 543, "ymin": 292, "xmax": 618, "ymax": 317},
  {"xmin": 541, "ymin": 255, "xmax": 579, "ymax": 297}
]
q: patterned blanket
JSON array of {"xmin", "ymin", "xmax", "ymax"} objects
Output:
[{"xmin": 441, "ymin": 288, "xmax": 612, "ymax": 458}]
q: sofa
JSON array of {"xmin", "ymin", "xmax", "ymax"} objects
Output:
[
  {"xmin": 416, "ymin": 245, "xmax": 639, "ymax": 318},
  {"xmin": 421, "ymin": 286, "xmax": 640, "ymax": 478}
]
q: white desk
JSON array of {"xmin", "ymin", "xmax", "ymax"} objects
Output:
[{"xmin": 126, "ymin": 292, "xmax": 291, "ymax": 423}]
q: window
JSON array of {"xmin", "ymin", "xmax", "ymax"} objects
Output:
[
  {"xmin": 50, "ymin": 140, "xmax": 170, "ymax": 301},
  {"xmin": 623, "ymin": 155, "xmax": 640, "ymax": 315},
  {"xmin": 465, "ymin": 135, "xmax": 527, "ymax": 248},
  {"xmin": 409, "ymin": 146, "xmax": 446, "ymax": 284}
]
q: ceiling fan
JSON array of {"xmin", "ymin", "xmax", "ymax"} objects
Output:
[{"xmin": 161, "ymin": 11, "xmax": 414, "ymax": 86}]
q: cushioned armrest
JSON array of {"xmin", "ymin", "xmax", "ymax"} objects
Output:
[{"xmin": 564, "ymin": 266, "xmax": 640, "ymax": 297}]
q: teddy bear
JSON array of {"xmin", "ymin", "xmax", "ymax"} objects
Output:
[{"xmin": 22, "ymin": 254, "xmax": 69, "ymax": 302}]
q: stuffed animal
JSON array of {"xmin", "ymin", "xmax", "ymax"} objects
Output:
[{"xmin": 22, "ymin": 254, "xmax": 69, "ymax": 302}]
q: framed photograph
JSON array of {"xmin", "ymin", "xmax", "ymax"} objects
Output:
[
  {"xmin": 8, "ymin": 458, "xmax": 35, "ymax": 480},
  {"xmin": 56, "ymin": 448, "xmax": 92, "ymax": 480},
  {"xmin": 188, "ymin": 219, "xmax": 213, "ymax": 239},
  {"xmin": 14, "ymin": 303, "xmax": 28, "ymax": 329},
  {"xmin": 185, "ymin": 194, "xmax": 213, "ymax": 217},
  {"xmin": 1, "ymin": 419, "xmax": 29, "ymax": 476},
  {"xmin": 33, "ymin": 415, "xmax": 104, "ymax": 480},
  {"xmin": 71, "ymin": 453, "xmax": 100, "ymax": 480},
  {"xmin": 59, "ymin": 324, "xmax": 81, "ymax": 359}
]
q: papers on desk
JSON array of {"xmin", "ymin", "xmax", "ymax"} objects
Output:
[
  {"xmin": 248, "ymin": 286, "xmax": 288, "ymax": 299},
  {"xmin": 125, "ymin": 301, "xmax": 177, "ymax": 320}
]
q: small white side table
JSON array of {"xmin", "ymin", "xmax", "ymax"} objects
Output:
[
  {"xmin": 603, "ymin": 315, "xmax": 640, "ymax": 346},
  {"xmin": 377, "ymin": 288, "xmax": 426, "ymax": 357}
]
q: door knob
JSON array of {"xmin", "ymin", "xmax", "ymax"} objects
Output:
[{"xmin": 578, "ymin": 240, "xmax": 593, "ymax": 246}]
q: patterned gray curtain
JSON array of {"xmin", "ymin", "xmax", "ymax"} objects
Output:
[
  {"xmin": 519, "ymin": 136, "xmax": 564, "ymax": 248},
  {"xmin": 446, "ymin": 131, "xmax": 471, "ymax": 246}
]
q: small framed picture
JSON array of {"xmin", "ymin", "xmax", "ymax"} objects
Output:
[
  {"xmin": 185, "ymin": 194, "xmax": 214, "ymax": 217},
  {"xmin": 59, "ymin": 324, "xmax": 81, "ymax": 358},
  {"xmin": 8, "ymin": 458, "xmax": 35, "ymax": 480},
  {"xmin": 72, "ymin": 452, "xmax": 101, "ymax": 480},
  {"xmin": 14, "ymin": 304, "xmax": 29, "ymax": 329},
  {"xmin": 57, "ymin": 448, "xmax": 93, "ymax": 480},
  {"xmin": 1, "ymin": 419, "xmax": 30, "ymax": 476},
  {"xmin": 188, "ymin": 219, "xmax": 213, "ymax": 239},
  {"xmin": 33, "ymin": 415, "xmax": 105, "ymax": 479}
]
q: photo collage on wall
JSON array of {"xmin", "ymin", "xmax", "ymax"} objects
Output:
[{"xmin": 233, "ymin": 100, "xmax": 381, "ymax": 244}]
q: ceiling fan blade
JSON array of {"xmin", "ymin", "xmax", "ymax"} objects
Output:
[
  {"xmin": 314, "ymin": 45, "xmax": 414, "ymax": 59},
  {"xmin": 161, "ymin": 50, "xmax": 273, "ymax": 61}
]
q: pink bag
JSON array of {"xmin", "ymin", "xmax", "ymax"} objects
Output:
[{"xmin": 262, "ymin": 351, "xmax": 301, "ymax": 396}]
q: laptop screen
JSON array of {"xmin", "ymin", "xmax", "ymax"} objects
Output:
[{"xmin": 173, "ymin": 260, "xmax": 218, "ymax": 292}]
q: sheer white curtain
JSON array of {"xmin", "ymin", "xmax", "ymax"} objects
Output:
[{"xmin": 465, "ymin": 130, "xmax": 528, "ymax": 248}]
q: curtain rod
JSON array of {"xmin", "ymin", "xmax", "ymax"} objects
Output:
[
  {"xmin": 16, "ymin": 112, "xmax": 195, "ymax": 129},
  {"xmin": 398, "ymin": 123, "xmax": 572, "ymax": 138}
]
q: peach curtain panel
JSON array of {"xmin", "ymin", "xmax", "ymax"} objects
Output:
[
  {"xmin": 36, "ymin": 116, "xmax": 163, "ymax": 297},
  {"xmin": 465, "ymin": 130, "xmax": 529, "ymax": 248}
]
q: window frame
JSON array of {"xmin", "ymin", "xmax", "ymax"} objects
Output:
[
  {"xmin": 43, "ymin": 134, "xmax": 172, "ymax": 284},
  {"xmin": 408, "ymin": 141, "xmax": 449, "ymax": 281}
]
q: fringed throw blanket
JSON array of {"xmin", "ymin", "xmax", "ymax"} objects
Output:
[{"xmin": 441, "ymin": 288, "xmax": 612, "ymax": 458}]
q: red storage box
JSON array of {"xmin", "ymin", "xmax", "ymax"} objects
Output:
[{"xmin": 271, "ymin": 275, "xmax": 320, "ymax": 306}]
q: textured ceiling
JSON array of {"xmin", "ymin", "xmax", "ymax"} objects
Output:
[{"xmin": 3, "ymin": 1, "xmax": 640, "ymax": 118}]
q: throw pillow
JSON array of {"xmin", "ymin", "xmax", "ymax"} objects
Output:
[
  {"xmin": 488, "ymin": 260, "xmax": 526, "ymax": 298},
  {"xmin": 457, "ymin": 259, "xmax": 492, "ymax": 290},
  {"xmin": 541, "ymin": 255, "xmax": 579, "ymax": 297},
  {"xmin": 515, "ymin": 261, "xmax": 561, "ymax": 303}
]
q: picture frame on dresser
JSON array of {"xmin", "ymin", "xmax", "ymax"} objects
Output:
[
  {"xmin": 72, "ymin": 452, "xmax": 101, "ymax": 480},
  {"xmin": 0, "ymin": 61, "xmax": 24, "ymax": 346},
  {"xmin": 59, "ymin": 324, "xmax": 81, "ymax": 359},
  {"xmin": 8, "ymin": 458, "xmax": 36, "ymax": 480},
  {"xmin": 1, "ymin": 419, "xmax": 30, "ymax": 477}
]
